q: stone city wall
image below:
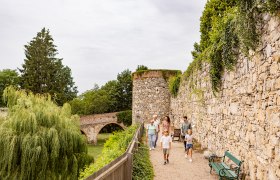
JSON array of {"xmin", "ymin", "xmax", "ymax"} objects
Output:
[{"xmin": 170, "ymin": 15, "xmax": 280, "ymax": 179}]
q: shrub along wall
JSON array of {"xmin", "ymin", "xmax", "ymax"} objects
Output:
[{"xmin": 132, "ymin": 142, "xmax": 154, "ymax": 180}]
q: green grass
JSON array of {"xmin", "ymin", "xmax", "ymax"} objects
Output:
[{"xmin": 87, "ymin": 133, "xmax": 111, "ymax": 159}]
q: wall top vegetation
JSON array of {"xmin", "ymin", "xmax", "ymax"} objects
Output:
[{"xmin": 132, "ymin": 69, "xmax": 181, "ymax": 80}]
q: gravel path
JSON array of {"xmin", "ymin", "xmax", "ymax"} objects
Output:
[{"xmin": 149, "ymin": 133, "xmax": 217, "ymax": 180}]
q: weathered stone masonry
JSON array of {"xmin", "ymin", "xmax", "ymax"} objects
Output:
[
  {"xmin": 132, "ymin": 70, "xmax": 178, "ymax": 124},
  {"xmin": 132, "ymin": 15, "xmax": 280, "ymax": 179}
]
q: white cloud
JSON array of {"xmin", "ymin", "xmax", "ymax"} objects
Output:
[{"xmin": 0, "ymin": 0, "xmax": 207, "ymax": 93}]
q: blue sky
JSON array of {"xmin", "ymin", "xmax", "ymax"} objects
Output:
[{"xmin": 0, "ymin": 0, "xmax": 207, "ymax": 94}]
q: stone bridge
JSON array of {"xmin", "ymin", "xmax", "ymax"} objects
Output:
[{"xmin": 80, "ymin": 112, "xmax": 126, "ymax": 144}]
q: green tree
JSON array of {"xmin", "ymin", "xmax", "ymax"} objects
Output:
[
  {"xmin": 115, "ymin": 69, "xmax": 132, "ymax": 111},
  {"xmin": 0, "ymin": 69, "xmax": 20, "ymax": 107},
  {"xmin": 101, "ymin": 80, "xmax": 119, "ymax": 112},
  {"xmin": 199, "ymin": 0, "xmax": 236, "ymax": 51},
  {"xmin": 69, "ymin": 70, "xmax": 132, "ymax": 115},
  {"xmin": 70, "ymin": 84, "xmax": 114, "ymax": 115},
  {"xmin": 19, "ymin": 28, "xmax": 77, "ymax": 105},
  {"xmin": 0, "ymin": 86, "xmax": 92, "ymax": 179}
]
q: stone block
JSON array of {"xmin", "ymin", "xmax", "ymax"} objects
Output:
[
  {"xmin": 265, "ymin": 44, "xmax": 272, "ymax": 58},
  {"xmin": 274, "ymin": 77, "xmax": 280, "ymax": 90},
  {"xmin": 271, "ymin": 113, "xmax": 280, "ymax": 128},
  {"xmin": 258, "ymin": 110, "xmax": 266, "ymax": 122},
  {"xmin": 269, "ymin": 135, "xmax": 279, "ymax": 146},
  {"xmin": 268, "ymin": 168, "xmax": 277, "ymax": 180},
  {"xmin": 263, "ymin": 13, "xmax": 271, "ymax": 22},
  {"xmin": 270, "ymin": 63, "xmax": 279, "ymax": 75},
  {"xmin": 269, "ymin": 17, "xmax": 280, "ymax": 32},
  {"xmin": 256, "ymin": 168, "xmax": 265, "ymax": 180},
  {"xmin": 272, "ymin": 54, "xmax": 280, "ymax": 63},
  {"xmin": 276, "ymin": 169, "xmax": 280, "ymax": 179},
  {"xmin": 229, "ymin": 103, "xmax": 238, "ymax": 115}
]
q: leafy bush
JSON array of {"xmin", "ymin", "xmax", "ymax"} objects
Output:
[
  {"xmin": 79, "ymin": 125, "xmax": 138, "ymax": 179},
  {"xmin": 116, "ymin": 110, "xmax": 132, "ymax": 126},
  {"xmin": 168, "ymin": 73, "xmax": 181, "ymax": 97},
  {"xmin": 0, "ymin": 86, "xmax": 92, "ymax": 180},
  {"xmin": 136, "ymin": 65, "xmax": 148, "ymax": 72},
  {"xmin": 132, "ymin": 143, "xmax": 154, "ymax": 180},
  {"xmin": 266, "ymin": 0, "xmax": 280, "ymax": 13}
]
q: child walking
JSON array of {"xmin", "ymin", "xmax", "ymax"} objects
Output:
[
  {"xmin": 185, "ymin": 129, "xmax": 193, "ymax": 162},
  {"xmin": 160, "ymin": 130, "xmax": 172, "ymax": 165}
]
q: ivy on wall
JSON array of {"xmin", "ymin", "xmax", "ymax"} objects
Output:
[
  {"xmin": 184, "ymin": 0, "xmax": 280, "ymax": 92},
  {"xmin": 168, "ymin": 72, "xmax": 181, "ymax": 97}
]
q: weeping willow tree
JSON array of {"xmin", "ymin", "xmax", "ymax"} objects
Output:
[{"xmin": 0, "ymin": 86, "xmax": 92, "ymax": 180}]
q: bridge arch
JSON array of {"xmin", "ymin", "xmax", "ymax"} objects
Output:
[
  {"xmin": 96, "ymin": 122, "xmax": 125, "ymax": 135},
  {"xmin": 80, "ymin": 112, "xmax": 127, "ymax": 144}
]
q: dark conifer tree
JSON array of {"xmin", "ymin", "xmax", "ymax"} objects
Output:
[{"xmin": 19, "ymin": 28, "xmax": 77, "ymax": 105}]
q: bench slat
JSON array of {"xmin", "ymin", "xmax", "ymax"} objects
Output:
[
  {"xmin": 221, "ymin": 162, "xmax": 230, "ymax": 169},
  {"xmin": 225, "ymin": 151, "xmax": 242, "ymax": 165},
  {"xmin": 221, "ymin": 169, "xmax": 237, "ymax": 178},
  {"xmin": 211, "ymin": 162, "xmax": 223, "ymax": 171},
  {"xmin": 211, "ymin": 162, "xmax": 237, "ymax": 178}
]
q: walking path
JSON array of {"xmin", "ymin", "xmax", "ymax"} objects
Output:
[{"xmin": 149, "ymin": 132, "xmax": 217, "ymax": 180}]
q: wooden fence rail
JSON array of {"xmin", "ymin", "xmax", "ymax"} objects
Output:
[{"xmin": 86, "ymin": 123, "xmax": 144, "ymax": 180}]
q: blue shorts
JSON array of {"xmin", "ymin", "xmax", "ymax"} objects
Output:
[{"xmin": 186, "ymin": 144, "xmax": 193, "ymax": 150}]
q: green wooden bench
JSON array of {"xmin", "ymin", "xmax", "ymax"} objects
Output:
[{"xmin": 209, "ymin": 150, "xmax": 243, "ymax": 180}]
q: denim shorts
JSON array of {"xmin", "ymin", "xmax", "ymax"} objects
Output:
[{"xmin": 186, "ymin": 144, "xmax": 193, "ymax": 150}]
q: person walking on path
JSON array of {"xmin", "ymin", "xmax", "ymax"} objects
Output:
[
  {"xmin": 160, "ymin": 130, "xmax": 172, "ymax": 165},
  {"xmin": 162, "ymin": 116, "xmax": 171, "ymax": 134},
  {"xmin": 153, "ymin": 114, "xmax": 160, "ymax": 147},
  {"xmin": 185, "ymin": 129, "xmax": 194, "ymax": 162},
  {"xmin": 146, "ymin": 119, "xmax": 157, "ymax": 150},
  {"xmin": 181, "ymin": 116, "xmax": 191, "ymax": 151}
]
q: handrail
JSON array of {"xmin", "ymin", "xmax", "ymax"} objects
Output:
[{"xmin": 85, "ymin": 123, "xmax": 144, "ymax": 180}]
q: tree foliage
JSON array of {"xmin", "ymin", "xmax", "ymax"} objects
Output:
[
  {"xmin": 0, "ymin": 87, "xmax": 92, "ymax": 179},
  {"xmin": 19, "ymin": 28, "xmax": 77, "ymax": 105},
  {"xmin": 136, "ymin": 65, "xmax": 148, "ymax": 72},
  {"xmin": 70, "ymin": 69, "xmax": 132, "ymax": 115},
  {"xmin": 168, "ymin": 72, "xmax": 181, "ymax": 97},
  {"xmin": 116, "ymin": 110, "xmax": 132, "ymax": 126},
  {"xmin": 0, "ymin": 69, "xmax": 20, "ymax": 107},
  {"xmin": 115, "ymin": 69, "xmax": 132, "ymax": 111}
]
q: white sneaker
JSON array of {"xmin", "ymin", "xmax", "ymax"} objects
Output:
[
  {"xmin": 185, "ymin": 154, "xmax": 188, "ymax": 158},
  {"xmin": 152, "ymin": 147, "xmax": 155, "ymax": 150},
  {"xmin": 189, "ymin": 158, "xmax": 192, "ymax": 162}
]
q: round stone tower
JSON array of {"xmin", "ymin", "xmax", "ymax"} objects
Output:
[{"xmin": 132, "ymin": 70, "xmax": 180, "ymax": 124}]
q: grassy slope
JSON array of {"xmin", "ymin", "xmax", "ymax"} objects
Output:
[{"xmin": 87, "ymin": 133, "xmax": 111, "ymax": 159}]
